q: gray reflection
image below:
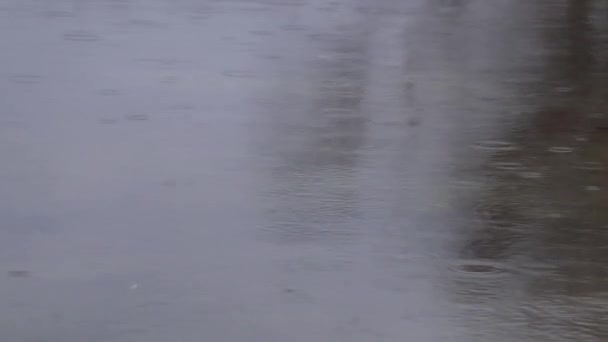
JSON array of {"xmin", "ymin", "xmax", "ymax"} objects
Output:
[{"xmin": 258, "ymin": 17, "xmax": 373, "ymax": 245}]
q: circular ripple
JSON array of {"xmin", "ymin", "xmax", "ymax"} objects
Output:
[
  {"xmin": 321, "ymin": 108, "xmax": 354, "ymax": 117},
  {"xmin": 548, "ymin": 146, "xmax": 574, "ymax": 153},
  {"xmin": 320, "ymin": 80, "xmax": 353, "ymax": 89},
  {"xmin": 222, "ymin": 70, "xmax": 255, "ymax": 78},
  {"xmin": 41, "ymin": 10, "xmax": 75, "ymax": 18},
  {"xmin": 282, "ymin": 24, "xmax": 306, "ymax": 31},
  {"xmin": 490, "ymin": 161, "xmax": 524, "ymax": 171},
  {"xmin": 9, "ymin": 74, "xmax": 42, "ymax": 84},
  {"xmin": 473, "ymin": 140, "xmax": 519, "ymax": 151},
  {"xmin": 449, "ymin": 260, "xmax": 513, "ymax": 279},
  {"xmin": 249, "ymin": 30, "xmax": 272, "ymax": 36},
  {"xmin": 590, "ymin": 113, "xmax": 605, "ymax": 119},
  {"xmin": 8, "ymin": 270, "xmax": 30, "ymax": 278},
  {"xmin": 125, "ymin": 114, "xmax": 149, "ymax": 121},
  {"xmin": 449, "ymin": 180, "xmax": 484, "ymax": 192},
  {"xmin": 555, "ymin": 86, "xmax": 573, "ymax": 93},
  {"xmin": 98, "ymin": 89, "xmax": 120, "ymax": 96},
  {"xmin": 518, "ymin": 171, "xmax": 543, "ymax": 179},
  {"xmin": 63, "ymin": 30, "xmax": 100, "ymax": 42},
  {"xmin": 98, "ymin": 118, "xmax": 118, "ymax": 124},
  {"xmin": 575, "ymin": 161, "xmax": 604, "ymax": 171}
]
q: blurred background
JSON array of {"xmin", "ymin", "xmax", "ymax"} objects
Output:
[{"xmin": 1, "ymin": 0, "xmax": 607, "ymax": 341}]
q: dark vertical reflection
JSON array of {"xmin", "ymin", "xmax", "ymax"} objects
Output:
[
  {"xmin": 449, "ymin": 0, "xmax": 608, "ymax": 340},
  {"xmin": 258, "ymin": 14, "xmax": 374, "ymax": 245}
]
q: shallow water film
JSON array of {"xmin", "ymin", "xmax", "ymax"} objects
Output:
[{"xmin": 1, "ymin": 0, "xmax": 608, "ymax": 341}]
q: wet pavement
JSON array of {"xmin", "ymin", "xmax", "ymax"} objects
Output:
[{"xmin": 1, "ymin": 0, "xmax": 608, "ymax": 341}]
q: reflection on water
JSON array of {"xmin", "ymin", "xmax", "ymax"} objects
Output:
[
  {"xmin": 1, "ymin": 0, "xmax": 607, "ymax": 341},
  {"xmin": 259, "ymin": 13, "xmax": 372, "ymax": 244},
  {"xmin": 448, "ymin": 1, "xmax": 608, "ymax": 340}
]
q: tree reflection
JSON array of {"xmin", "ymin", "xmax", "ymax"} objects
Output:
[{"xmin": 454, "ymin": 0, "xmax": 608, "ymax": 339}]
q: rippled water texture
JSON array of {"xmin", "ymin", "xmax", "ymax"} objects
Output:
[{"xmin": 1, "ymin": 0, "xmax": 608, "ymax": 341}]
